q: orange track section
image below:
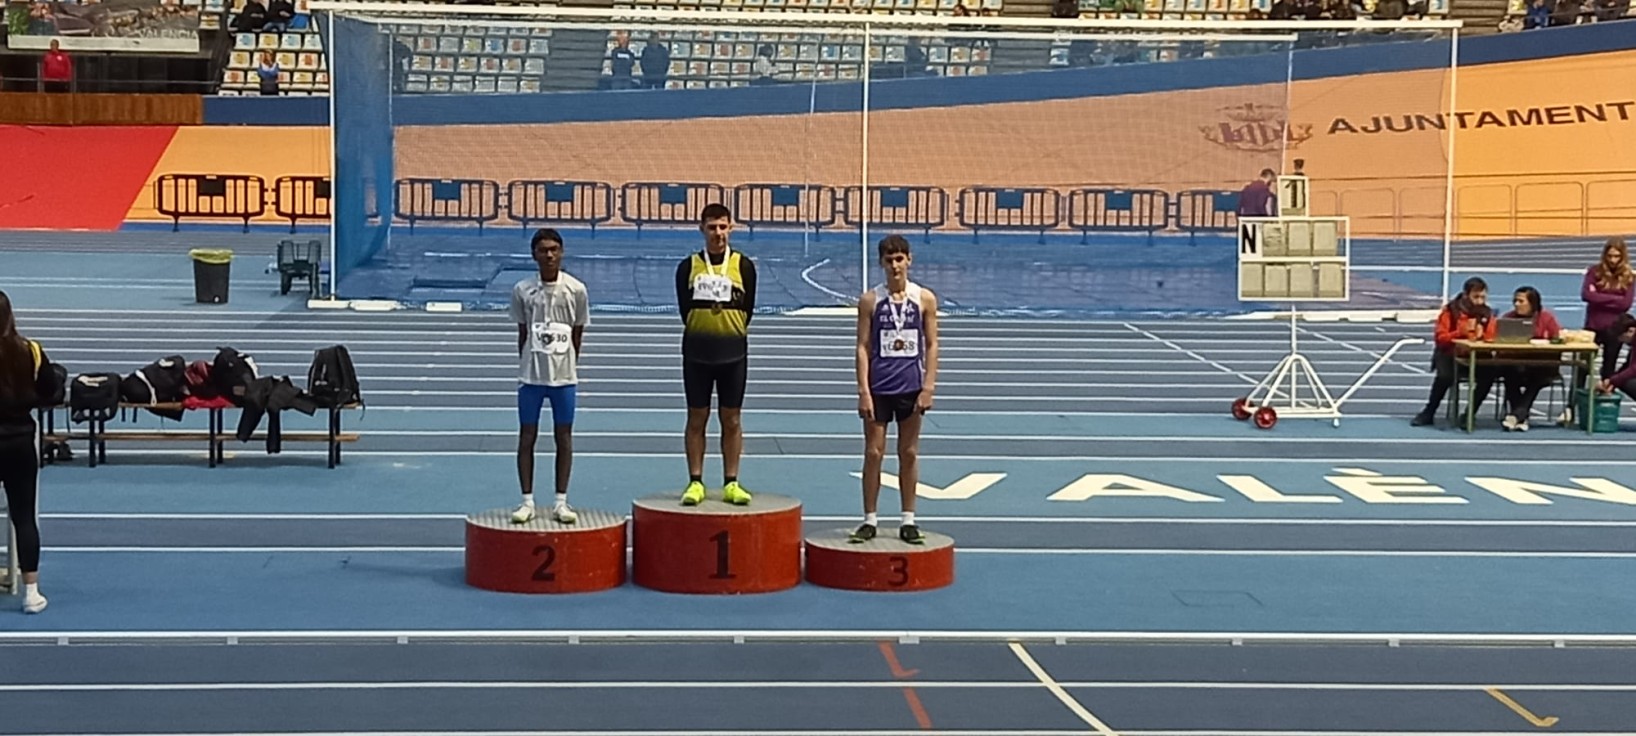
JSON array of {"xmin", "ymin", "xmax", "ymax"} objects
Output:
[{"xmin": 0, "ymin": 125, "xmax": 177, "ymax": 230}]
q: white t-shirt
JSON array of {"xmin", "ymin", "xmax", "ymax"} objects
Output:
[{"xmin": 508, "ymin": 272, "xmax": 590, "ymax": 387}]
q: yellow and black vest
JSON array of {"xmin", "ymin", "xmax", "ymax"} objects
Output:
[{"xmin": 682, "ymin": 251, "xmax": 750, "ymax": 364}]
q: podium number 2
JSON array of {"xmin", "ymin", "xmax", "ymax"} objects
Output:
[
  {"xmin": 709, "ymin": 530, "xmax": 736, "ymax": 579},
  {"xmin": 888, "ymin": 556, "xmax": 909, "ymax": 587},
  {"xmin": 532, "ymin": 544, "xmax": 557, "ymax": 582}
]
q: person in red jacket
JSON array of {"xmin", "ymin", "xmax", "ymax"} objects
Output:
[
  {"xmin": 1581, "ymin": 237, "xmax": 1634, "ymax": 380},
  {"xmin": 40, "ymin": 39, "xmax": 72, "ymax": 93},
  {"xmin": 1498, "ymin": 286, "xmax": 1562, "ymax": 431},
  {"xmin": 1412, "ymin": 276, "xmax": 1499, "ymax": 427}
]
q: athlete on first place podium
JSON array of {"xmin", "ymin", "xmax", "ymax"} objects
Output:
[
  {"xmin": 853, "ymin": 235, "xmax": 940, "ymax": 545},
  {"xmin": 675, "ymin": 204, "xmax": 758, "ymax": 507},
  {"xmin": 508, "ymin": 228, "xmax": 591, "ymax": 525}
]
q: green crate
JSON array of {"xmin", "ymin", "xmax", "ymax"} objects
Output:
[{"xmin": 1573, "ymin": 389, "xmax": 1622, "ymax": 433}]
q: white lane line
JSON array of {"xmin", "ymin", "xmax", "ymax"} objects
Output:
[{"xmin": 1009, "ymin": 641, "xmax": 1120, "ymax": 736}]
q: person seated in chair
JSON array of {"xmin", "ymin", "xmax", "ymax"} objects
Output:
[
  {"xmin": 1598, "ymin": 314, "xmax": 1636, "ymax": 400},
  {"xmin": 1413, "ymin": 277, "xmax": 1499, "ymax": 427},
  {"xmin": 1498, "ymin": 286, "xmax": 1562, "ymax": 431},
  {"xmin": 265, "ymin": 0, "xmax": 295, "ymax": 31},
  {"xmin": 231, "ymin": 0, "xmax": 267, "ymax": 32}
]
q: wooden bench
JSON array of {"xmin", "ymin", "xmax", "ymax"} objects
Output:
[{"xmin": 39, "ymin": 402, "xmax": 361, "ymax": 469}]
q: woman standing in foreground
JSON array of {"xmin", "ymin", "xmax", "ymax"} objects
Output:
[{"xmin": 0, "ymin": 291, "xmax": 55, "ymax": 613}]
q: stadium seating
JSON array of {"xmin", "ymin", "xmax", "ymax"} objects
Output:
[
  {"xmin": 221, "ymin": 27, "xmax": 329, "ymax": 95},
  {"xmin": 395, "ymin": 24, "xmax": 554, "ymax": 94},
  {"xmin": 609, "ymin": 0, "xmax": 1001, "ymax": 89}
]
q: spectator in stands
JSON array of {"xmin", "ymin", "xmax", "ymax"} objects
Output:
[
  {"xmin": 1552, "ymin": 0, "xmax": 1582, "ymax": 23},
  {"xmin": 1324, "ymin": 0, "xmax": 1357, "ymax": 19},
  {"xmin": 751, "ymin": 44, "xmax": 776, "ymax": 85},
  {"xmin": 608, "ymin": 31, "xmax": 637, "ymax": 91},
  {"xmin": 1581, "ymin": 237, "xmax": 1634, "ymax": 379},
  {"xmin": 904, "ymin": 37, "xmax": 929, "ymax": 77},
  {"xmin": 1051, "ymin": 0, "xmax": 1079, "ymax": 18},
  {"xmin": 232, "ymin": 0, "xmax": 267, "ymax": 31},
  {"xmin": 1498, "ymin": 286, "xmax": 1562, "ymax": 431},
  {"xmin": 1593, "ymin": 0, "xmax": 1629, "ymax": 20},
  {"xmin": 265, "ymin": 0, "xmax": 294, "ymax": 32},
  {"xmin": 1374, "ymin": 0, "xmax": 1408, "ymax": 18},
  {"xmin": 1524, "ymin": 0, "xmax": 1552, "ymax": 28},
  {"xmin": 953, "ymin": 2, "xmax": 972, "ymax": 15},
  {"xmin": 1237, "ymin": 169, "xmax": 1277, "ymax": 217},
  {"xmin": 257, "ymin": 49, "xmax": 280, "ymax": 96},
  {"xmin": 640, "ymin": 32, "xmax": 669, "ymax": 90},
  {"xmin": 40, "ymin": 39, "xmax": 72, "ymax": 93}
]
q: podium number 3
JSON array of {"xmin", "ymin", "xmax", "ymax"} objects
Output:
[
  {"xmin": 709, "ymin": 530, "xmax": 736, "ymax": 579},
  {"xmin": 532, "ymin": 544, "xmax": 557, "ymax": 582},
  {"xmin": 888, "ymin": 555, "xmax": 909, "ymax": 587}
]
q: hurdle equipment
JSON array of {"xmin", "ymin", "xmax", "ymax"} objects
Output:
[
  {"xmin": 631, "ymin": 492, "xmax": 802, "ymax": 594},
  {"xmin": 464, "ymin": 507, "xmax": 627, "ymax": 594},
  {"xmin": 805, "ymin": 528, "xmax": 955, "ymax": 592}
]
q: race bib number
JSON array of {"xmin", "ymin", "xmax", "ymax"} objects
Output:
[
  {"xmin": 879, "ymin": 329, "xmax": 919, "ymax": 358},
  {"xmin": 692, "ymin": 274, "xmax": 733, "ymax": 303},
  {"xmin": 532, "ymin": 322, "xmax": 573, "ymax": 354}
]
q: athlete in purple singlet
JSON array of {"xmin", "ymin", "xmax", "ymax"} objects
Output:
[{"xmin": 852, "ymin": 235, "xmax": 940, "ymax": 544}]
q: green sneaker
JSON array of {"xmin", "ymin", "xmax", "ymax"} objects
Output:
[
  {"xmin": 681, "ymin": 481, "xmax": 706, "ymax": 506},
  {"xmin": 721, "ymin": 481, "xmax": 753, "ymax": 506}
]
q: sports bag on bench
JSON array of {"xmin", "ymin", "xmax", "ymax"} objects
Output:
[
  {"xmin": 212, "ymin": 347, "xmax": 260, "ymax": 406},
  {"xmin": 120, "ymin": 355, "xmax": 187, "ymax": 421},
  {"xmin": 69, "ymin": 373, "xmax": 121, "ymax": 424},
  {"xmin": 307, "ymin": 345, "xmax": 361, "ymax": 409}
]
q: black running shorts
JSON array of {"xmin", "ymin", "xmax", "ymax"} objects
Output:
[
  {"xmin": 683, "ymin": 359, "xmax": 748, "ymax": 409},
  {"xmin": 871, "ymin": 391, "xmax": 921, "ymax": 424}
]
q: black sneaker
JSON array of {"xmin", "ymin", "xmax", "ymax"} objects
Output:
[
  {"xmin": 899, "ymin": 524, "xmax": 925, "ymax": 545},
  {"xmin": 1410, "ymin": 412, "xmax": 1435, "ymax": 427},
  {"xmin": 848, "ymin": 524, "xmax": 877, "ymax": 543}
]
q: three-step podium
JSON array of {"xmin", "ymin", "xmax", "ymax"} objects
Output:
[{"xmin": 464, "ymin": 492, "xmax": 956, "ymax": 594}]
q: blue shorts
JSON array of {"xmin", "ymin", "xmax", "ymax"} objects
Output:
[{"xmin": 518, "ymin": 383, "xmax": 577, "ymax": 427}]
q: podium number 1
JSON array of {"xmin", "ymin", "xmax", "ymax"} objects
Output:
[{"xmin": 709, "ymin": 530, "xmax": 736, "ymax": 579}]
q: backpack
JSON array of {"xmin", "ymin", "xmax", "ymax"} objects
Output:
[
  {"xmin": 121, "ymin": 355, "xmax": 188, "ymax": 421},
  {"xmin": 121, "ymin": 355, "xmax": 188, "ymax": 405},
  {"xmin": 212, "ymin": 347, "xmax": 260, "ymax": 405},
  {"xmin": 69, "ymin": 373, "xmax": 122, "ymax": 424},
  {"xmin": 307, "ymin": 345, "xmax": 361, "ymax": 408}
]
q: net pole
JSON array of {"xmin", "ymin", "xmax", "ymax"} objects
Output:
[
  {"xmin": 326, "ymin": 11, "xmax": 339, "ymax": 300},
  {"xmin": 1440, "ymin": 29, "xmax": 1459, "ymax": 302},
  {"xmin": 859, "ymin": 21, "xmax": 872, "ymax": 295}
]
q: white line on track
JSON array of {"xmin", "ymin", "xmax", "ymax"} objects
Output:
[
  {"xmin": 6, "ymin": 679, "xmax": 1630, "ymax": 693},
  {"xmin": 41, "ymin": 547, "xmax": 1636, "ymax": 558},
  {"xmin": 39, "ymin": 515, "xmax": 1636, "ymax": 527},
  {"xmin": 63, "ymin": 449, "xmax": 1636, "ymax": 464},
  {"xmin": 1010, "ymin": 642, "xmax": 1121, "ymax": 736},
  {"xmin": 217, "ymin": 428, "xmax": 1636, "ymax": 445}
]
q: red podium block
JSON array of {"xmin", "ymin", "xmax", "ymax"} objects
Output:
[
  {"xmin": 631, "ymin": 493, "xmax": 802, "ymax": 594},
  {"xmin": 805, "ymin": 528, "xmax": 955, "ymax": 592},
  {"xmin": 465, "ymin": 508, "xmax": 627, "ymax": 594}
]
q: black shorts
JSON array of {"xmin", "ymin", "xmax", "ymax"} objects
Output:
[
  {"xmin": 684, "ymin": 359, "xmax": 748, "ymax": 409},
  {"xmin": 871, "ymin": 391, "xmax": 921, "ymax": 424}
]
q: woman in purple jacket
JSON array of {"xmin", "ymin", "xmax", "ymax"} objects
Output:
[{"xmin": 1581, "ymin": 237, "xmax": 1634, "ymax": 379}]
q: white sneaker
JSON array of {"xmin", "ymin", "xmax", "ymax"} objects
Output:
[
  {"xmin": 22, "ymin": 591, "xmax": 47, "ymax": 614},
  {"xmin": 1516, "ymin": 420, "xmax": 1530, "ymax": 432},
  {"xmin": 551, "ymin": 503, "xmax": 578, "ymax": 525},
  {"xmin": 1558, "ymin": 409, "xmax": 1574, "ymax": 427},
  {"xmin": 510, "ymin": 503, "xmax": 536, "ymax": 524},
  {"xmin": 1502, "ymin": 415, "xmax": 1518, "ymax": 431}
]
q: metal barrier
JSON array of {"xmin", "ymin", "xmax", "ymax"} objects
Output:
[
  {"xmin": 841, "ymin": 185, "xmax": 948, "ymax": 241},
  {"xmin": 732, "ymin": 183, "xmax": 838, "ymax": 238},
  {"xmin": 1175, "ymin": 189, "xmax": 1240, "ymax": 234},
  {"xmin": 620, "ymin": 182, "xmax": 727, "ymax": 234},
  {"xmin": 153, "ymin": 174, "xmax": 267, "ymax": 232},
  {"xmin": 274, "ymin": 176, "xmax": 331, "ymax": 233},
  {"xmin": 1065, "ymin": 188, "xmax": 1169, "ymax": 242},
  {"xmin": 394, "ymin": 178, "xmax": 502, "ymax": 233},
  {"xmin": 507, "ymin": 180, "xmax": 615, "ymax": 235},
  {"xmin": 957, "ymin": 187, "xmax": 1062, "ymax": 242}
]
